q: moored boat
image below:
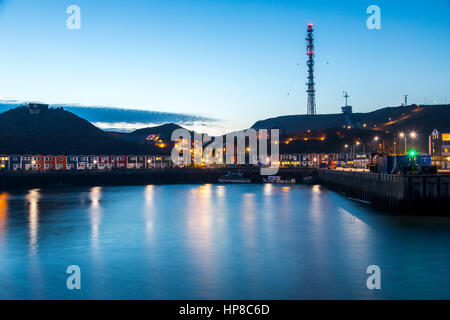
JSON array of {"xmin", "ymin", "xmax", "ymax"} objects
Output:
[{"xmin": 218, "ymin": 172, "xmax": 251, "ymax": 183}]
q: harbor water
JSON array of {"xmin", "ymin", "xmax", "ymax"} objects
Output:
[{"xmin": 0, "ymin": 184, "xmax": 449, "ymax": 299}]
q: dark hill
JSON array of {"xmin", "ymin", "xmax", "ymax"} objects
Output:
[
  {"xmin": 110, "ymin": 123, "xmax": 186, "ymax": 151},
  {"xmin": 0, "ymin": 106, "xmax": 157, "ymax": 155},
  {"xmin": 252, "ymin": 104, "xmax": 450, "ymax": 154},
  {"xmin": 131, "ymin": 123, "xmax": 184, "ymax": 137}
]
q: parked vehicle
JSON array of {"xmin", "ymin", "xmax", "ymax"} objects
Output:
[{"xmin": 263, "ymin": 176, "xmax": 296, "ymax": 184}]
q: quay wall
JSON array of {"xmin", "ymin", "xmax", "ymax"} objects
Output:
[
  {"xmin": 317, "ymin": 169, "xmax": 450, "ymax": 214},
  {"xmin": 0, "ymin": 167, "xmax": 316, "ymax": 189}
]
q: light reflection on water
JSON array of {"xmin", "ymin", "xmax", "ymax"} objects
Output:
[
  {"xmin": 0, "ymin": 184, "xmax": 448, "ymax": 300},
  {"xmin": 26, "ymin": 189, "xmax": 40, "ymax": 256},
  {"xmin": 0, "ymin": 192, "xmax": 9, "ymax": 239},
  {"xmin": 144, "ymin": 185, "xmax": 154, "ymax": 237},
  {"xmin": 89, "ymin": 187, "xmax": 102, "ymax": 248}
]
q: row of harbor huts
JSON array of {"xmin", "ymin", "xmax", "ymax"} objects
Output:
[
  {"xmin": 0, "ymin": 153, "xmax": 371, "ymax": 171},
  {"xmin": 0, "ymin": 155, "xmax": 172, "ymax": 171}
]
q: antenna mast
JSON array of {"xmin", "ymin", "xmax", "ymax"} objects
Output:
[
  {"xmin": 306, "ymin": 23, "xmax": 316, "ymax": 115},
  {"xmin": 344, "ymin": 91, "xmax": 349, "ymax": 106}
]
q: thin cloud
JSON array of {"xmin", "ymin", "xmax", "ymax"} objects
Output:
[
  {"xmin": 0, "ymin": 101, "xmax": 218, "ymax": 132},
  {"xmin": 61, "ymin": 105, "xmax": 216, "ymax": 124}
]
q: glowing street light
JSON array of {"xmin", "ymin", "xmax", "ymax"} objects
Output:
[
  {"xmin": 398, "ymin": 131, "xmax": 417, "ymax": 155},
  {"xmin": 351, "ymin": 141, "xmax": 361, "ymax": 156},
  {"xmin": 374, "ymin": 136, "xmax": 385, "ymax": 154},
  {"xmin": 399, "ymin": 132, "xmax": 407, "ymax": 154}
]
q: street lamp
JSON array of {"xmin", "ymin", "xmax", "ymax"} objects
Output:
[
  {"xmin": 399, "ymin": 132, "xmax": 406, "ymax": 154},
  {"xmin": 353, "ymin": 141, "xmax": 360, "ymax": 157},
  {"xmin": 409, "ymin": 131, "xmax": 417, "ymax": 153},
  {"xmin": 374, "ymin": 136, "xmax": 385, "ymax": 154}
]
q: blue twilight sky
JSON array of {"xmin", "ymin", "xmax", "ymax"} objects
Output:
[{"xmin": 0, "ymin": 0, "xmax": 449, "ymax": 134}]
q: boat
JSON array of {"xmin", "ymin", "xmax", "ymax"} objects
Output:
[
  {"xmin": 218, "ymin": 172, "xmax": 251, "ymax": 183},
  {"xmin": 302, "ymin": 176, "xmax": 316, "ymax": 184},
  {"xmin": 263, "ymin": 176, "xmax": 296, "ymax": 184}
]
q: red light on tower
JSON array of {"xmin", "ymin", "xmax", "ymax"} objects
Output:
[{"xmin": 308, "ymin": 23, "xmax": 314, "ymax": 27}]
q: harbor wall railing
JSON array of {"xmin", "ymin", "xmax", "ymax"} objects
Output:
[{"xmin": 317, "ymin": 169, "xmax": 450, "ymax": 214}]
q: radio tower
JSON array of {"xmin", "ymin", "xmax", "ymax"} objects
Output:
[{"xmin": 306, "ymin": 23, "xmax": 316, "ymax": 115}]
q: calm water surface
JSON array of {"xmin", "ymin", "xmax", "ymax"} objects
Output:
[{"xmin": 0, "ymin": 184, "xmax": 449, "ymax": 299}]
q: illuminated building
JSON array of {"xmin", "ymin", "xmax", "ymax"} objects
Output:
[
  {"xmin": 429, "ymin": 129, "xmax": 450, "ymax": 168},
  {"xmin": 0, "ymin": 156, "xmax": 9, "ymax": 170}
]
